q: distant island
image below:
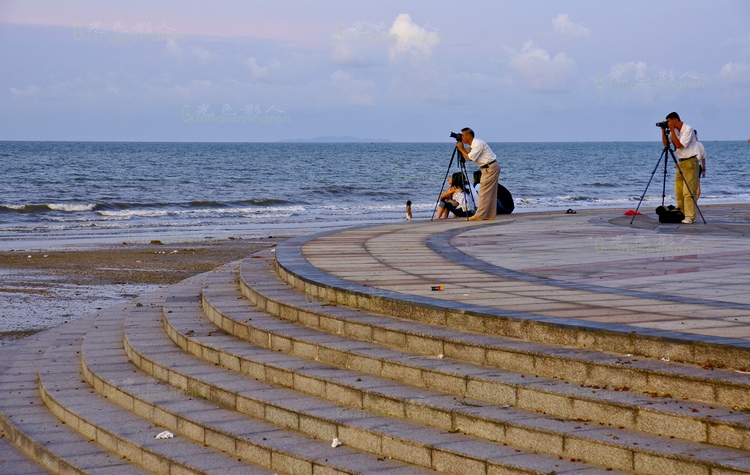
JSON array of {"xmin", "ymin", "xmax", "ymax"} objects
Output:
[{"xmin": 279, "ymin": 136, "xmax": 391, "ymax": 143}]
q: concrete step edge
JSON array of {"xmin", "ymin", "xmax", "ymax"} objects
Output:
[
  {"xmin": 0, "ymin": 315, "xmax": 149, "ymax": 475},
  {"xmin": 163, "ymin": 281, "xmax": 750, "ymax": 472},
  {"xmin": 201, "ymin": 273, "xmax": 750, "ymax": 452},
  {"xmin": 273, "ymin": 237, "xmax": 750, "ymax": 371},
  {"xmin": 237, "ymin": 253, "xmax": 750, "ymax": 408},
  {"xmin": 105, "ymin": 289, "xmax": 437, "ymax": 475},
  {"xmin": 38, "ymin": 310, "xmax": 271, "ymax": 475},
  {"xmin": 125, "ymin": 290, "xmax": 623, "ymax": 474},
  {"xmin": 0, "ymin": 431, "xmax": 52, "ymax": 475}
]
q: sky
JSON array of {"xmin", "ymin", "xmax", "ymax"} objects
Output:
[{"xmin": 1, "ymin": 1, "xmax": 749, "ymax": 142}]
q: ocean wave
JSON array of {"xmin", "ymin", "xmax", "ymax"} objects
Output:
[
  {"xmin": 1, "ymin": 203, "xmax": 98, "ymax": 213},
  {"xmin": 47, "ymin": 203, "xmax": 97, "ymax": 212},
  {"xmin": 0, "ymin": 204, "xmax": 26, "ymax": 211},
  {"xmin": 314, "ymin": 185, "xmax": 367, "ymax": 195},
  {"xmin": 0, "ymin": 198, "xmax": 296, "ymax": 215},
  {"xmin": 184, "ymin": 198, "xmax": 292, "ymax": 207},
  {"xmin": 555, "ymin": 195, "xmax": 598, "ymax": 202}
]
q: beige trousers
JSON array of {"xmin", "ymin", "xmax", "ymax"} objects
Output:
[
  {"xmin": 675, "ymin": 157, "xmax": 699, "ymax": 220},
  {"xmin": 476, "ymin": 162, "xmax": 500, "ymax": 219}
]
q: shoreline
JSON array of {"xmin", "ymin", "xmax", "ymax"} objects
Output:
[
  {"xmin": 0, "ymin": 235, "xmax": 284, "ymax": 346},
  {"xmin": 2, "ymin": 203, "xmax": 748, "ymax": 346}
]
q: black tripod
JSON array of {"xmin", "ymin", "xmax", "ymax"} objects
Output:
[
  {"xmin": 431, "ymin": 144, "xmax": 477, "ymax": 221},
  {"xmin": 630, "ymin": 137, "xmax": 705, "ymax": 225}
]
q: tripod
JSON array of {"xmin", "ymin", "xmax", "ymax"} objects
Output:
[
  {"xmin": 630, "ymin": 137, "xmax": 705, "ymax": 225},
  {"xmin": 431, "ymin": 144, "xmax": 477, "ymax": 221}
]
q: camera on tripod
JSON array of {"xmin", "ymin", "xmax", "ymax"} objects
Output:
[
  {"xmin": 432, "ymin": 131, "xmax": 476, "ymax": 220},
  {"xmin": 449, "ymin": 132, "xmax": 466, "ymax": 164},
  {"xmin": 630, "ymin": 115, "xmax": 704, "ymax": 225}
]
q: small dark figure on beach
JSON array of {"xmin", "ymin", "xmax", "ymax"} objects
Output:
[{"xmin": 406, "ymin": 200, "xmax": 412, "ymax": 221}]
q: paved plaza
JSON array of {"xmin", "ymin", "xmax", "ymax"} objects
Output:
[{"xmin": 300, "ymin": 205, "xmax": 750, "ymax": 346}]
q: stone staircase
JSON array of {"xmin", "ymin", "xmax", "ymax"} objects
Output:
[{"xmin": 2, "ymin": 230, "xmax": 750, "ymax": 474}]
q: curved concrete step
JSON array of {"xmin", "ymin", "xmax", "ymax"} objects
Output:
[
  {"xmin": 240, "ymin": 251, "xmax": 750, "ymax": 410},
  {"xmin": 0, "ymin": 434, "xmax": 50, "ymax": 475},
  {"xmin": 107, "ymin": 286, "xmax": 438, "ymax": 475},
  {"xmin": 38, "ymin": 306, "xmax": 272, "ymax": 475},
  {"xmin": 189, "ymin": 266, "xmax": 750, "ymax": 474},
  {"xmin": 211, "ymin": 262, "xmax": 750, "ymax": 453},
  {"xmin": 0, "ymin": 316, "xmax": 149, "ymax": 475},
  {"xmin": 274, "ymin": 230, "xmax": 750, "ymax": 371},
  {"xmin": 132, "ymin": 278, "xmax": 617, "ymax": 474}
]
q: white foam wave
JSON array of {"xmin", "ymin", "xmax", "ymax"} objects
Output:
[
  {"xmin": 97, "ymin": 209, "xmax": 169, "ymax": 218},
  {"xmin": 1, "ymin": 204, "xmax": 26, "ymax": 210},
  {"xmin": 47, "ymin": 203, "xmax": 96, "ymax": 212}
]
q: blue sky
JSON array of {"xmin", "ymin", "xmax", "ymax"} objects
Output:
[{"xmin": 1, "ymin": 1, "xmax": 748, "ymax": 142}]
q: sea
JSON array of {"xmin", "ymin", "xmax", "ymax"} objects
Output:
[{"xmin": 1, "ymin": 141, "xmax": 749, "ymax": 248}]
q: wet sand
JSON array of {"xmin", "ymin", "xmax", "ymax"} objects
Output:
[{"xmin": 0, "ymin": 236, "xmax": 283, "ymax": 345}]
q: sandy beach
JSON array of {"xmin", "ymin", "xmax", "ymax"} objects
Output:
[{"xmin": 0, "ymin": 236, "xmax": 284, "ymax": 346}]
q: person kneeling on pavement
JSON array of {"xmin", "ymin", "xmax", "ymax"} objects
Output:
[{"xmin": 436, "ymin": 172, "xmax": 478, "ymax": 219}]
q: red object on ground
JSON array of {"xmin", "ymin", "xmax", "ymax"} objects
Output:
[{"xmin": 624, "ymin": 210, "xmax": 642, "ymax": 216}]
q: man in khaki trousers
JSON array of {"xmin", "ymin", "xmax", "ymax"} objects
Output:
[
  {"xmin": 662, "ymin": 112, "xmax": 699, "ymax": 224},
  {"xmin": 455, "ymin": 127, "xmax": 500, "ymax": 221}
]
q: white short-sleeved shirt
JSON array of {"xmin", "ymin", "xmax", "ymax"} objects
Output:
[
  {"xmin": 675, "ymin": 123, "xmax": 699, "ymax": 159},
  {"xmin": 454, "ymin": 186, "xmax": 479, "ymax": 212},
  {"xmin": 696, "ymin": 141, "xmax": 705, "ymax": 162},
  {"xmin": 466, "ymin": 138, "xmax": 497, "ymax": 167}
]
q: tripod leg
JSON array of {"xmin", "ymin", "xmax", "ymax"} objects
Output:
[
  {"xmin": 432, "ymin": 147, "xmax": 457, "ymax": 221},
  {"xmin": 661, "ymin": 146, "xmax": 669, "ymax": 207},
  {"xmin": 459, "ymin": 161, "xmax": 476, "ymax": 221},
  {"xmin": 630, "ymin": 148, "xmax": 667, "ymax": 225}
]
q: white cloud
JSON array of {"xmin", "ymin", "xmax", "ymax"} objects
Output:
[
  {"xmin": 246, "ymin": 57, "xmax": 280, "ymax": 79},
  {"xmin": 552, "ymin": 14, "xmax": 590, "ymax": 40},
  {"xmin": 165, "ymin": 39, "xmax": 215, "ymax": 63},
  {"xmin": 508, "ymin": 41, "xmax": 575, "ymax": 92},
  {"xmin": 331, "ymin": 71, "xmax": 375, "ymax": 106},
  {"xmin": 388, "ymin": 13, "xmax": 439, "ymax": 59},
  {"xmin": 190, "ymin": 79, "xmax": 212, "ymax": 89},
  {"xmin": 166, "ymin": 38, "xmax": 182, "ymax": 57},
  {"xmin": 330, "ymin": 41, "xmax": 382, "ymax": 66},
  {"xmin": 719, "ymin": 62, "xmax": 750, "ymax": 85},
  {"xmin": 331, "ymin": 42, "xmax": 361, "ymax": 65},
  {"xmin": 191, "ymin": 46, "xmax": 214, "ymax": 62},
  {"xmin": 329, "ymin": 14, "xmax": 438, "ymax": 65},
  {"xmin": 247, "ymin": 57, "xmax": 268, "ymax": 78},
  {"xmin": 9, "ymin": 85, "xmax": 41, "ymax": 98}
]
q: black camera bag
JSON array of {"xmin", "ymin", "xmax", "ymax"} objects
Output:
[{"xmin": 655, "ymin": 205, "xmax": 684, "ymax": 223}]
